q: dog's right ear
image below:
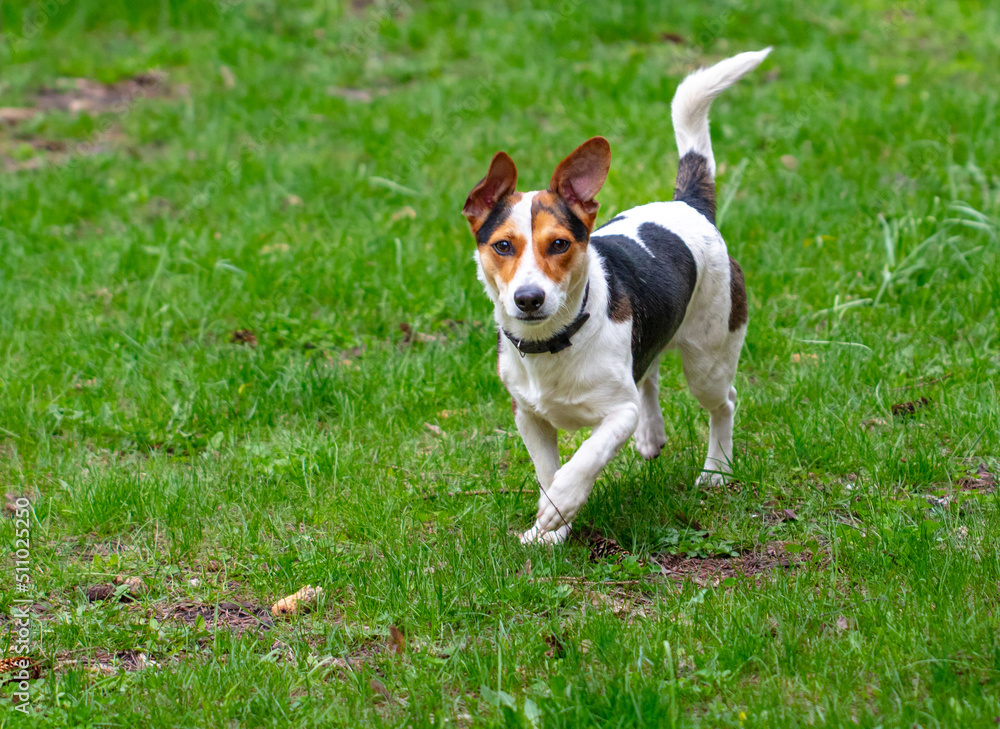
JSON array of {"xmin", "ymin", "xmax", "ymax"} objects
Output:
[{"xmin": 462, "ymin": 152, "xmax": 517, "ymax": 233}]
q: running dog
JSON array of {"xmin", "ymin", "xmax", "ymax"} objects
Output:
[{"xmin": 461, "ymin": 49, "xmax": 771, "ymax": 544}]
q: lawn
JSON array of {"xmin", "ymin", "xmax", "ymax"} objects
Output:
[{"xmin": 1, "ymin": 0, "xmax": 999, "ymax": 726}]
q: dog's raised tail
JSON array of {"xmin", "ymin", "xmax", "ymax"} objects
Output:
[{"xmin": 671, "ymin": 47, "xmax": 771, "ymax": 223}]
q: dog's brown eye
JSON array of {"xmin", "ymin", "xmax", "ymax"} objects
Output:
[
  {"xmin": 548, "ymin": 238, "xmax": 571, "ymax": 255},
  {"xmin": 492, "ymin": 240, "xmax": 514, "ymax": 256}
]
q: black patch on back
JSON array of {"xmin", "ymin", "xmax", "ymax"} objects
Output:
[
  {"xmin": 673, "ymin": 152, "xmax": 716, "ymax": 224},
  {"xmin": 475, "ymin": 195, "xmax": 514, "ymax": 246},
  {"xmin": 590, "ymin": 223, "xmax": 698, "ymax": 381}
]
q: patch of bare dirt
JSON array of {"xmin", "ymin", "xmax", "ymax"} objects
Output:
[
  {"xmin": 959, "ymin": 464, "xmax": 996, "ymax": 493},
  {"xmin": 655, "ymin": 542, "xmax": 818, "ymax": 585},
  {"xmin": 34, "ymin": 72, "xmax": 176, "ymax": 115},
  {"xmin": 58, "ymin": 649, "xmax": 162, "ymax": 676},
  {"xmin": 575, "ymin": 527, "xmax": 819, "ymax": 579},
  {"xmin": 160, "ymin": 601, "xmax": 274, "ymax": 634},
  {"xmin": 1, "ymin": 71, "xmax": 183, "ymax": 172}
]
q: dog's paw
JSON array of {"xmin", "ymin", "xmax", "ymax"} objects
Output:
[
  {"xmin": 695, "ymin": 467, "xmax": 728, "ymax": 487},
  {"xmin": 519, "ymin": 522, "xmax": 572, "ymax": 546},
  {"xmin": 633, "ymin": 425, "xmax": 667, "ymax": 460},
  {"xmin": 535, "ymin": 470, "xmax": 590, "ymax": 533}
]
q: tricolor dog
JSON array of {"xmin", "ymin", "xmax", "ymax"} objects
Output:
[{"xmin": 462, "ymin": 49, "xmax": 771, "ymax": 544}]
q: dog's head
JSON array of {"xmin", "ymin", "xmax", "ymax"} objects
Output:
[{"xmin": 462, "ymin": 137, "xmax": 611, "ymax": 327}]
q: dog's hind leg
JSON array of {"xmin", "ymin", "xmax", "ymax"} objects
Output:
[
  {"xmin": 679, "ymin": 323, "xmax": 746, "ymax": 486},
  {"xmin": 680, "ymin": 332, "xmax": 745, "ymax": 485},
  {"xmin": 634, "ymin": 357, "xmax": 668, "ymax": 460}
]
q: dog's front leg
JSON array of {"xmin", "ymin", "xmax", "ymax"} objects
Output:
[
  {"xmin": 529, "ymin": 403, "xmax": 639, "ymax": 539},
  {"xmin": 514, "ymin": 406, "xmax": 572, "ymax": 545},
  {"xmin": 514, "ymin": 404, "xmax": 560, "ymax": 491}
]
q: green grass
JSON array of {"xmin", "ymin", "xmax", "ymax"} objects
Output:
[{"xmin": 1, "ymin": 0, "xmax": 999, "ymax": 726}]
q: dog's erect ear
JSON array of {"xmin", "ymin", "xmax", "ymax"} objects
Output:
[
  {"xmin": 548, "ymin": 136, "xmax": 611, "ymax": 223},
  {"xmin": 462, "ymin": 151, "xmax": 518, "ymax": 231}
]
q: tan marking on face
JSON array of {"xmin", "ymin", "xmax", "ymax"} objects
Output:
[
  {"xmin": 476, "ymin": 194, "xmax": 528, "ymax": 286},
  {"xmin": 529, "ymin": 191, "xmax": 590, "ymax": 285}
]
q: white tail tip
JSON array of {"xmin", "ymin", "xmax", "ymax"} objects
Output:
[{"xmin": 671, "ymin": 47, "xmax": 772, "ymax": 175}]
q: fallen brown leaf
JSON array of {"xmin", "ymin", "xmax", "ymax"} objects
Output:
[
  {"xmin": 85, "ymin": 584, "xmax": 118, "ymax": 602},
  {"xmin": 230, "ymin": 329, "xmax": 257, "ymax": 347},
  {"xmin": 0, "ymin": 656, "xmax": 43, "ymax": 682},
  {"xmin": 369, "ymin": 677, "xmax": 392, "ymax": 702},
  {"xmin": 780, "ymin": 154, "xmax": 799, "ymax": 171},
  {"xmin": 891, "ymin": 396, "xmax": 929, "ymax": 417},
  {"xmin": 388, "ymin": 625, "xmax": 406, "ymax": 655}
]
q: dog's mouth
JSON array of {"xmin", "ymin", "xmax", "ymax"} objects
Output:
[{"xmin": 514, "ymin": 314, "xmax": 550, "ymax": 323}]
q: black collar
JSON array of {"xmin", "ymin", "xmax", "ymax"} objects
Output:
[{"xmin": 502, "ymin": 282, "xmax": 591, "ymax": 356}]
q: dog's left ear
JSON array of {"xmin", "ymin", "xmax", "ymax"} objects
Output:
[{"xmin": 549, "ymin": 136, "xmax": 611, "ymax": 225}]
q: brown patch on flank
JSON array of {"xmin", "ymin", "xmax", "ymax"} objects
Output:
[
  {"xmin": 728, "ymin": 257, "xmax": 748, "ymax": 331},
  {"xmin": 608, "ymin": 287, "xmax": 633, "ymax": 323}
]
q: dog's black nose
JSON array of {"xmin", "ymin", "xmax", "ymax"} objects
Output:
[{"xmin": 514, "ymin": 285, "xmax": 546, "ymax": 313}]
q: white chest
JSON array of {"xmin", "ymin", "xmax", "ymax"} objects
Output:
[{"xmin": 499, "ymin": 321, "xmax": 638, "ymax": 431}]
